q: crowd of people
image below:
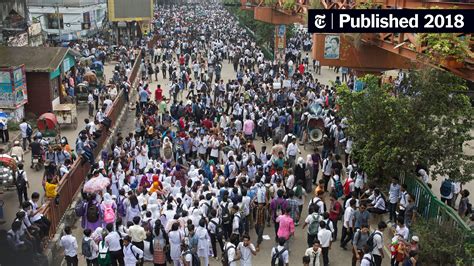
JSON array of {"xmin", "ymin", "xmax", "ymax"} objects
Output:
[{"xmin": 1, "ymin": 2, "xmax": 454, "ymax": 266}]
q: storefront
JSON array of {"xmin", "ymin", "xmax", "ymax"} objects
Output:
[{"xmin": 0, "ymin": 47, "xmax": 79, "ymax": 116}]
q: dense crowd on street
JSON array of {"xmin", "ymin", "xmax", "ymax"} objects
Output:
[{"xmin": 2, "ymin": 2, "xmax": 472, "ymax": 266}]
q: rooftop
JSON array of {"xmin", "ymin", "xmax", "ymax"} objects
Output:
[{"xmin": 0, "ymin": 47, "xmax": 72, "ymax": 72}]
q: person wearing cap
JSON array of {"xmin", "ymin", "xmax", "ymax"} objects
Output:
[
  {"xmin": 122, "ymin": 235, "xmax": 144, "ymax": 266},
  {"xmin": 10, "ymin": 140, "xmax": 24, "ymax": 162}
]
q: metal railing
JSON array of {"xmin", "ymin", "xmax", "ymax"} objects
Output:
[
  {"xmin": 36, "ymin": 44, "xmax": 147, "ymax": 238},
  {"xmin": 399, "ymin": 171, "xmax": 474, "ymax": 244}
]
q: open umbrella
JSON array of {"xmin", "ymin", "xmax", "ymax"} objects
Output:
[
  {"xmin": 83, "ymin": 71, "xmax": 98, "ymax": 84},
  {"xmin": 83, "ymin": 176, "xmax": 110, "ymax": 193}
]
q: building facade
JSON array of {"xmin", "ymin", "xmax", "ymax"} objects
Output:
[{"xmin": 27, "ymin": 0, "xmax": 106, "ymax": 41}]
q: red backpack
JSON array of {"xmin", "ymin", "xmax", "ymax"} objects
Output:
[{"xmin": 343, "ymin": 178, "xmax": 354, "ymax": 197}]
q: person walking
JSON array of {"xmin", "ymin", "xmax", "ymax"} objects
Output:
[
  {"xmin": 19, "ymin": 119, "xmax": 32, "ymax": 151},
  {"xmin": 371, "ymin": 221, "xmax": 387, "ymax": 266},
  {"xmin": 60, "ymin": 226, "xmax": 79, "ymax": 266},
  {"xmin": 122, "ymin": 235, "xmax": 144, "ymax": 266},
  {"xmin": 317, "ymin": 221, "xmax": 332, "ymax": 266},
  {"xmin": 237, "ymin": 234, "xmax": 257, "ymax": 266},
  {"xmin": 304, "ymin": 240, "xmax": 322, "ymax": 266},
  {"xmin": 15, "ymin": 163, "xmax": 29, "ymax": 207},
  {"xmin": 340, "ymin": 199, "xmax": 356, "ymax": 249},
  {"xmin": 352, "ymin": 224, "xmax": 370, "ymax": 266},
  {"xmin": 82, "ymin": 228, "xmax": 99, "ymax": 266},
  {"xmin": 104, "ymin": 223, "xmax": 125, "ymax": 266}
]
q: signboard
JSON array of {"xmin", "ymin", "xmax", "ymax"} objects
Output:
[
  {"xmin": 0, "ymin": 65, "xmax": 28, "ymax": 108},
  {"xmin": 108, "ymin": 0, "xmax": 153, "ymax": 22}
]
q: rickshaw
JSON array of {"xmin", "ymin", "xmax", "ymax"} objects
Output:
[
  {"xmin": 0, "ymin": 154, "xmax": 17, "ymax": 191},
  {"xmin": 37, "ymin": 113, "xmax": 61, "ymax": 144},
  {"xmin": 90, "ymin": 61, "xmax": 105, "ymax": 83},
  {"xmin": 76, "ymin": 82, "xmax": 90, "ymax": 104}
]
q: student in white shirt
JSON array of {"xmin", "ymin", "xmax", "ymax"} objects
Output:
[
  {"xmin": 237, "ymin": 234, "xmax": 257, "ymax": 266},
  {"xmin": 304, "ymin": 240, "xmax": 322, "ymax": 266},
  {"xmin": 83, "ymin": 229, "xmax": 99, "ymax": 265},
  {"xmin": 371, "ymin": 221, "xmax": 388, "ymax": 266},
  {"xmin": 105, "ymin": 223, "xmax": 125, "ymax": 265},
  {"xmin": 340, "ymin": 199, "xmax": 356, "ymax": 249},
  {"xmin": 122, "ymin": 235, "xmax": 144, "ymax": 266},
  {"xmin": 224, "ymin": 234, "xmax": 240, "ymax": 266},
  {"xmin": 60, "ymin": 226, "xmax": 78, "ymax": 266},
  {"xmin": 271, "ymin": 237, "xmax": 290, "ymax": 266},
  {"xmin": 360, "ymin": 245, "xmax": 376, "ymax": 266},
  {"xmin": 317, "ymin": 221, "xmax": 332, "ymax": 266}
]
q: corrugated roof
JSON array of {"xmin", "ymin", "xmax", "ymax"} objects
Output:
[{"xmin": 0, "ymin": 47, "xmax": 70, "ymax": 72}]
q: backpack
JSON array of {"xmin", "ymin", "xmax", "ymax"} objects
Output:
[
  {"xmin": 224, "ymin": 163, "xmax": 230, "ymax": 177},
  {"xmin": 295, "ymin": 185, "xmax": 303, "ymax": 199},
  {"xmin": 440, "ymin": 180, "xmax": 453, "ymax": 198},
  {"xmin": 333, "ymin": 177, "xmax": 343, "ymax": 198},
  {"xmin": 343, "ymin": 178, "xmax": 353, "ymax": 197},
  {"xmin": 309, "ymin": 198, "xmax": 326, "ymax": 213},
  {"xmin": 308, "ymin": 213, "xmax": 320, "ymax": 236},
  {"xmin": 209, "ymin": 219, "xmax": 222, "ymax": 235},
  {"xmin": 183, "ymin": 249, "xmax": 201, "ymax": 266},
  {"xmin": 362, "ymin": 254, "xmax": 376, "ymax": 266},
  {"xmin": 26, "ymin": 124, "xmax": 33, "ymax": 137},
  {"xmin": 221, "ymin": 202, "xmax": 231, "ymax": 225},
  {"xmin": 86, "ymin": 203, "xmax": 100, "ymax": 223},
  {"xmin": 75, "ymin": 200, "xmax": 86, "ymax": 217},
  {"xmin": 221, "ymin": 244, "xmax": 235, "ymax": 266},
  {"xmin": 16, "ymin": 170, "xmax": 26, "ymax": 189},
  {"xmin": 366, "ymin": 232, "xmax": 381, "ymax": 252},
  {"xmin": 97, "ymin": 241, "xmax": 110, "ymax": 263},
  {"xmin": 82, "ymin": 237, "xmax": 93, "ymax": 257},
  {"xmin": 271, "ymin": 247, "xmax": 287, "ymax": 266},
  {"xmin": 103, "ymin": 204, "xmax": 115, "ymax": 224},
  {"xmin": 116, "ymin": 197, "xmax": 126, "ymax": 217}
]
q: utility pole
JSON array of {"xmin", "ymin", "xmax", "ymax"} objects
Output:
[{"xmin": 56, "ymin": 5, "xmax": 62, "ymax": 42}]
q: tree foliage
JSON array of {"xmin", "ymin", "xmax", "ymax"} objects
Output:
[
  {"xmin": 337, "ymin": 68, "xmax": 474, "ymax": 183},
  {"xmin": 412, "ymin": 219, "xmax": 473, "ymax": 265}
]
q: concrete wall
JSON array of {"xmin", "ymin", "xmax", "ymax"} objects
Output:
[{"xmin": 0, "ymin": 0, "xmax": 27, "ymax": 22}]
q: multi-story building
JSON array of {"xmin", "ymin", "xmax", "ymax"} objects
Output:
[
  {"xmin": 0, "ymin": 0, "xmax": 30, "ymax": 46},
  {"xmin": 27, "ymin": 0, "xmax": 107, "ymax": 42}
]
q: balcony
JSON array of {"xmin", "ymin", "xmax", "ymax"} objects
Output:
[{"xmin": 27, "ymin": 0, "xmax": 106, "ymax": 7}]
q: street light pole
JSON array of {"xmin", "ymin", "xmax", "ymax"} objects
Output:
[{"xmin": 56, "ymin": 5, "xmax": 62, "ymax": 41}]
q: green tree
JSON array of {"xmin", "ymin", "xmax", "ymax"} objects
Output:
[
  {"xmin": 412, "ymin": 219, "xmax": 473, "ymax": 265},
  {"xmin": 337, "ymin": 68, "xmax": 474, "ymax": 183}
]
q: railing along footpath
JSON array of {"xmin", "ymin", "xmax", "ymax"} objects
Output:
[
  {"xmin": 37, "ymin": 36, "xmax": 156, "ymax": 238},
  {"xmin": 399, "ymin": 171, "xmax": 474, "ymax": 244}
]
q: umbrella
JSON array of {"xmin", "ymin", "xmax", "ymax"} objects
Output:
[
  {"xmin": 0, "ymin": 112, "xmax": 8, "ymax": 119},
  {"xmin": 83, "ymin": 176, "xmax": 110, "ymax": 193},
  {"xmin": 83, "ymin": 72, "xmax": 98, "ymax": 84}
]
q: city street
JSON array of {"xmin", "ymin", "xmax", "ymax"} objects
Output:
[{"xmin": 66, "ymin": 60, "xmax": 387, "ymax": 266}]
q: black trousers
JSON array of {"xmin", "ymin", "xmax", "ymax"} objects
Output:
[
  {"xmin": 321, "ymin": 247, "xmax": 329, "ymax": 266},
  {"xmin": 110, "ymin": 249, "xmax": 125, "ymax": 266},
  {"xmin": 340, "ymin": 226, "xmax": 353, "ymax": 247},
  {"xmin": 374, "ymin": 254, "xmax": 382, "ymax": 266},
  {"xmin": 17, "ymin": 187, "xmax": 28, "ymax": 205},
  {"xmin": 86, "ymin": 258, "xmax": 98, "ymax": 266},
  {"xmin": 65, "ymin": 255, "xmax": 78, "ymax": 266},
  {"xmin": 209, "ymin": 233, "xmax": 224, "ymax": 258}
]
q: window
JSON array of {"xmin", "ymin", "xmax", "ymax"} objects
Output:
[{"xmin": 47, "ymin": 13, "xmax": 64, "ymax": 29}]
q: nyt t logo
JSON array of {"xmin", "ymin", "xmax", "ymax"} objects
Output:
[{"xmin": 314, "ymin": 14, "xmax": 326, "ymax": 29}]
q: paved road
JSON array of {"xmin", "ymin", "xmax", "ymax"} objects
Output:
[{"xmin": 66, "ymin": 61, "xmax": 392, "ymax": 266}]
